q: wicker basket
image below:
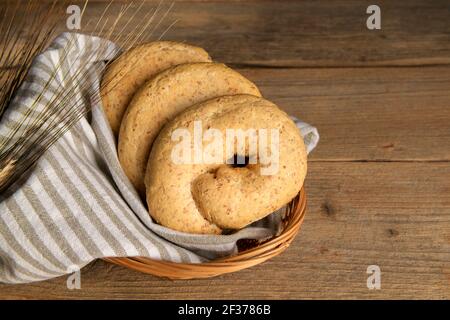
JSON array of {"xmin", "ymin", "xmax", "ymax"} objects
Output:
[{"xmin": 104, "ymin": 187, "xmax": 306, "ymax": 279}]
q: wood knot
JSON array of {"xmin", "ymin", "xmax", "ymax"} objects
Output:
[
  {"xmin": 381, "ymin": 143, "xmax": 395, "ymax": 149},
  {"xmin": 387, "ymin": 228, "xmax": 399, "ymax": 237},
  {"xmin": 319, "ymin": 247, "xmax": 329, "ymax": 254},
  {"xmin": 321, "ymin": 201, "xmax": 336, "ymax": 218}
]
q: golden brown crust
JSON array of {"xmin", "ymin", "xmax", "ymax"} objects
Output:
[
  {"xmin": 118, "ymin": 63, "xmax": 261, "ymax": 195},
  {"xmin": 145, "ymin": 95, "xmax": 307, "ymax": 234},
  {"xmin": 100, "ymin": 41, "xmax": 212, "ymax": 136}
]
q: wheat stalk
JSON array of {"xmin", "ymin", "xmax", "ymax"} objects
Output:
[{"xmin": 0, "ymin": 0, "xmax": 177, "ymax": 192}]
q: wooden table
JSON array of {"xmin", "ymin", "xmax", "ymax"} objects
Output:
[{"xmin": 1, "ymin": 0, "xmax": 450, "ymax": 299}]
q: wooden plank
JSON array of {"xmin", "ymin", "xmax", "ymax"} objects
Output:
[
  {"xmin": 0, "ymin": 162, "xmax": 449, "ymax": 299},
  {"xmin": 84, "ymin": 0, "xmax": 450, "ymax": 67},
  {"xmin": 2, "ymin": 0, "xmax": 450, "ymax": 68},
  {"xmin": 238, "ymin": 66, "xmax": 450, "ymax": 161},
  {"xmin": 2, "ymin": 65, "xmax": 449, "ymax": 161}
]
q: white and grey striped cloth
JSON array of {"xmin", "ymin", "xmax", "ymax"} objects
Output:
[{"xmin": 0, "ymin": 33, "xmax": 319, "ymax": 284}]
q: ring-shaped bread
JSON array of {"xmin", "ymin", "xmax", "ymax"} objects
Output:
[
  {"xmin": 145, "ymin": 94, "xmax": 307, "ymax": 234},
  {"xmin": 101, "ymin": 41, "xmax": 212, "ymax": 136},
  {"xmin": 118, "ymin": 63, "xmax": 261, "ymax": 195}
]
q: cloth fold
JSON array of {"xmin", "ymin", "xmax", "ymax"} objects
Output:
[{"xmin": 0, "ymin": 33, "xmax": 319, "ymax": 284}]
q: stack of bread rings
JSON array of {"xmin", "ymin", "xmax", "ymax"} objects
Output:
[{"xmin": 101, "ymin": 41, "xmax": 307, "ymax": 235}]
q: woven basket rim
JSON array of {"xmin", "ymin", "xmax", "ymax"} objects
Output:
[{"xmin": 104, "ymin": 187, "xmax": 306, "ymax": 279}]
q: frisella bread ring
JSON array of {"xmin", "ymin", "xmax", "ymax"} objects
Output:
[
  {"xmin": 118, "ymin": 62, "xmax": 261, "ymax": 195},
  {"xmin": 145, "ymin": 95, "xmax": 307, "ymax": 234},
  {"xmin": 100, "ymin": 41, "xmax": 212, "ymax": 136}
]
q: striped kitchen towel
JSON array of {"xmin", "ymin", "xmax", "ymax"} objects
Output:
[{"xmin": 0, "ymin": 33, "xmax": 319, "ymax": 284}]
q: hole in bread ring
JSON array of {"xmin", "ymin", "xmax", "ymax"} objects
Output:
[{"xmin": 228, "ymin": 155, "xmax": 251, "ymax": 168}]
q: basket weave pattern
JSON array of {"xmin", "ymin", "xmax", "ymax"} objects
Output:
[{"xmin": 104, "ymin": 187, "xmax": 306, "ymax": 279}]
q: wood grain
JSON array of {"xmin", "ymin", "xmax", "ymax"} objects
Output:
[
  {"xmin": 2, "ymin": 0, "xmax": 450, "ymax": 67},
  {"xmin": 1, "ymin": 162, "xmax": 449, "ymax": 299}
]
